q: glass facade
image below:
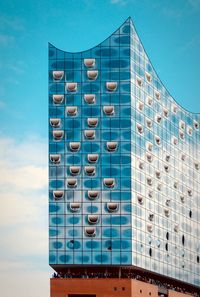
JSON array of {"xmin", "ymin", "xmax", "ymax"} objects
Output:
[{"xmin": 49, "ymin": 18, "xmax": 200, "ymax": 287}]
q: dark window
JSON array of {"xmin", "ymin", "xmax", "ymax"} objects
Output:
[
  {"xmin": 197, "ymin": 256, "xmax": 199, "ymax": 263},
  {"xmin": 182, "ymin": 235, "xmax": 185, "ymax": 245},
  {"xmin": 166, "ymin": 232, "xmax": 169, "ymax": 240},
  {"xmin": 165, "ymin": 243, "xmax": 168, "ymax": 251},
  {"xmin": 149, "ymin": 293, "xmax": 151, "ymax": 296},
  {"xmin": 149, "ymin": 248, "xmax": 152, "ymax": 257},
  {"xmin": 114, "ymin": 287, "xmax": 117, "ymax": 291},
  {"xmin": 122, "ymin": 287, "xmax": 125, "ymax": 291},
  {"xmin": 140, "ymin": 289, "xmax": 142, "ymax": 293},
  {"xmin": 189, "ymin": 210, "xmax": 192, "ymax": 218}
]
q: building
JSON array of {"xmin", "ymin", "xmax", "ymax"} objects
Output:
[{"xmin": 48, "ymin": 17, "xmax": 200, "ymax": 297}]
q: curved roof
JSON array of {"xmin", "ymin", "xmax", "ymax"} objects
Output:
[{"xmin": 49, "ymin": 17, "xmax": 199, "ymax": 116}]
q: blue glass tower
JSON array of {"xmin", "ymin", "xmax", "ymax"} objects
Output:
[{"xmin": 49, "ymin": 18, "xmax": 200, "ymax": 291}]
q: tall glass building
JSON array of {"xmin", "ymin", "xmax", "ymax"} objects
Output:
[{"xmin": 49, "ymin": 18, "xmax": 200, "ymax": 297}]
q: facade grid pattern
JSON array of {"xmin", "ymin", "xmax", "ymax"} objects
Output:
[{"xmin": 48, "ymin": 18, "xmax": 200, "ymax": 287}]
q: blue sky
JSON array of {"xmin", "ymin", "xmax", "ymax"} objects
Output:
[{"xmin": 0, "ymin": 0, "xmax": 200, "ymax": 296}]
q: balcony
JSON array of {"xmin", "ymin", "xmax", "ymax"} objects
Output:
[
  {"xmin": 50, "ymin": 154, "xmax": 61, "ymax": 164},
  {"xmin": 84, "ymin": 94, "xmax": 96, "ymax": 104},
  {"xmin": 53, "ymin": 71, "xmax": 64, "ymax": 80},
  {"xmin": 88, "ymin": 190, "xmax": 99, "ymax": 200},
  {"xmin": 87, "ymin": 154, "xmax": 99, "ymax": 163},
  {"xmin": 107, "ymin": 202, "xmax": 118, "ymax": 212},
  {"xmin": 53, "ymin": 94, "xmax": 64, "ymax": 104}
]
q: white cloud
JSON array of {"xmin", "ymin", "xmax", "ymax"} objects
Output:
[
  {"xmin": 0, "ymin": 100, "xmax": 5, "ymax": 109},
  {"xmin": 110, "ymin": 0, "xmax": 128, "ymax": 5},
  {"xmin": 0, "ymin": 15, "xmax": 25, "ymax": 31},
  {"xmin": 0, "ymin": 34, "xmax": 14, "ymax": 46},
  {"xmin": 187, "ymin": 0, "xmax": 200, "ymax": 10},
  {"xmin": 0, "ymin": 135, "xmax": 50, "ymax": 297}
]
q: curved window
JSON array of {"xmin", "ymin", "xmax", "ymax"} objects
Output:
[
  {"xmin": 181, "ymin": 154, "xmax": 186, "ymax": 161},
  {"xmin": 187, "ymin": 126, "xmax": 193, "ymax": 136},
  {"xmin": 84, "ymin": 130, "xmax": 95, "ymax": 139},
  {"xmin": 179, "ymin": 130, "xmax": 185, "ymax": 140},
  {"xmin": 67, "ymin": 179, "xmax": 77, "ymax": 188},
  {"xmin": 147, "ymin": 177, "xmax": 153, "ymax": 186},
  {"xmin": 182, "ymin": 235, "xmax": 185, "ymax": 245},
  {"xmin": 87, "ymin": 118, "xmax": 98, "ymax": 127},
  {"xmin": 148, "ymin": 191, "xmax": 153, "ymax": 198},
  {"xmin": 146, "ymin": 152, "xmax": 153, "ymax": 163},
  {"xmin": 145, "ymin": 71, "xmax": 152, "ymax": 83},
  {"xmin": 87, "ymin": 154, "xmax": 99, "ymax": 163},
  {"xmin": 107, "ymin": 202, "xmax": 118, "ymax": 212},
  {"xmin": 137, "ymin": 195, "xmax": 144, "ymax": 205},
  {"xmin": 180, "ymin": 195, "xmax": 185, "ymax": 203},
  {"xmin": 193, "ymin": 120, "xmax": 199, "ymax": 130},
  {"xmin": 53, "ymin": 94, "xmax": 64, "ymax": 104},
  {"xmin": 172, "ymin": 136, "xmax": 178, "ymax": 145},
  {"xmin": 172, "ymin": 104, "xmax": 178, "ymax": 113},
  {"xmin": 147, "ymin": 223, "xmax": 153, "ymax": 233},
  {"xmin": 69, "ymin": 166, "xmax": 81, "ymax": 176},
  {"xmin": 88, "ymin": 190, "xmax": 99, "ymax": 200},
  {"xmin": 70, "ymin": 203, "xmax": 81, "ymax": 212},
  {"xmin": 106, "ymin": 82, "xmax": 117, "ymax": 91},
  {"xmin": 179, "ymin": 120, "xmax": 185, "ymax": 130},
  {"xmin": 148, "ymin": 213, "xmax": 154, "ymax": 221},
  {"xmin": 84, "ymin": 166, "xmax": 95, "ymax": 176},
  {"xmin": 146, "ymin": 141, "xmax": 153, "ymax": 152},
  {"xmin": 53, "ymin": 130, "xmax": 64, "ymax": 140},
  {"xmin": 155, "ymin": 135, "xmax": 161, "ymax": 145},
  {"xmin": 66, "ymin": 82, "xmax": 77, "ymax": 92},
  {"xmin": 136, "ymin": 76, "xmax": 143, "ymax": 87},
  {"xmin": 84, "ymin": 58, "xmax": 95, "ymax": 67},
  {"xmin": 164, "ymin": 164, "xmax": 169, "ymax": 173},
  {"xmin": 155, "ymin": 90, "xmax": 160, "ymax": 100},
  {"xmin": 164, "ymin": 209, "xmax": 170, "ymax": 217},
  {"xmin": 155, "ymin": 114, "xmax": 162, "ymax": 123},
  {"xmin": 136, "ymin": 123, "xmax": 143, "ymax": 134},
  {"xmin": 174, "ymin": 224, "xmax": 179, "ymax": 232},
  {"xmin": 197, "ymin": 256, "xmax": 200, "ymax": 263},
  {"xmin": 66, "ymin": 106, "xmax": 77, "ymax": 116},
  {"xmin": 88, "ymin": 215, "xmax": 99, "ymax": 224},
  {"xmin": 69, "ymin": 142, "xmax": 80, "ymax": 152},
  {"xmin": 53, "ymin": 71, "xmax": 64, "ymax": 80},
  {"xmin": 146, "ymin": 96, "xmax": 153, "ymax": 106},
  {"xmin": 53, "ymin": 190, "xmax": 64, "ymax": 200},
  {"xmin": 50, "ymin": 154, "xmax": 61, "ymax": 164},
  {"xmin": 103, "ymin": 105, "xmax": 115, "ymax": 115},
  {"xmin": 146, "ymin": 118, "xmax": 152, "ymax": 128},
  {"xmin": 84, "ymin": 94, "xmax": 96, "ymax": 104},
  {"xmin": 85, "ymin": 227, "xmax": 96, "ymax": 237},
  {"xmin": 50, "ymin": 118, "xmax": 61, "ymax": 128},
  {"xmin": 155, "ymin": 170, "xmax": 161, "ymax": 179},
  {"xmin": 87, "ymin": 70, "xmax": 98, "ymax": 80},
  {"xmin": 138, "ymin": 161, "xmax": 144, "ymax": 170},
  {"xmin": 104, "ymin": 178, "xmax": 115, "ymax": 188},
  {"xmin": 163, "ymin": 108, "xmax": 169, "ymax": 118},
  {"xmin": 137, "ymin": 101, "xmax": 144, "ymax": 111},
  {"xmin": 157, "ymin": 183, "xmax": 162, "ymax": 191},
  {"xmin": 107, "ymin": 142, "xmax": 118, "ymax": 152},
  {"xmin": 166, "ymin": 232, "xmax": 169, "ymax": 240}
]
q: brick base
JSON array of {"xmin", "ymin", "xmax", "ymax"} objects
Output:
[{"xmin": 50, "ymin": 278, "xmax": 195, "ymax": 297}]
